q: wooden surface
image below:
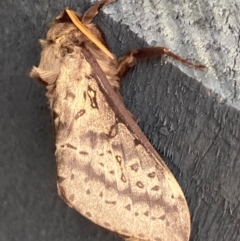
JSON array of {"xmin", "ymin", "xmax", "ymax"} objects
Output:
[
  {"xmin": 0, "ymin": 0, "xmax": 239, "ymax": 241},
  {"xmin": 105, "ymin": 0, "xmax": 240, "ymax": 109}
]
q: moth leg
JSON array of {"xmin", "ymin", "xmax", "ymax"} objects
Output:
[
  {"xmin": 82, "ymin": 0, "xmax": 116, "ymax": 24},
  {"xmin": 117, "ymin": 47, "xmax": 206, "ymax": 78}
]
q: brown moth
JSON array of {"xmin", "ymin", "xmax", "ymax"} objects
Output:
[{"xmin": 30, "ymin": 1, "xmax": 205, "ymax": 241}]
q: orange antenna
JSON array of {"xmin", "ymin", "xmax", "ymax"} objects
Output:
[{"xmin": 66, "ymin": 9, "xmax": 115, "ymax": 60}]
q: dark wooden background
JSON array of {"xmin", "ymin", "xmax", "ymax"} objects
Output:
[{"xmin": 0, "ymin": 0, "xmax": 239, "ymax": 241}]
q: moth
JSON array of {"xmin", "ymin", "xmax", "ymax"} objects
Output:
[{"xmin": 30, "ymin": 0, "xmax": 205, "ymax": 241}]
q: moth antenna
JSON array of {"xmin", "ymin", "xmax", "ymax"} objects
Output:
[
  {"xmin": 117, "ymin": 47, "xmax": 206, "ymax": 78},
  {"xmin": 65, "ymin": 9, "xmax": 115, "ymax": 59},
  {"xmin": 82, "ymin": 0, "xmax": 116, "ymax": 24}
]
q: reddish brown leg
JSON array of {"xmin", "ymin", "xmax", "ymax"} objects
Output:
[
  {"xmin": 117, "ymin": 47, "xmax": 206, "ymax": 78},
  {"xmin": 82, "ymin": 0, "xmax": 116, "ymax": 24}
]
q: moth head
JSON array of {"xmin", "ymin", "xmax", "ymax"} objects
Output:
[
  {"xmin": 30, "ymin": 9, "xmax": 108, "ymax": 88},
  {"xmin": 46, "ymin": 10, "xmax": 104, "ymax": 50},
  {"xmin": 30, "ymin": 12, "xmax": 80, "ymax": 85},
  {"xmin": 29, "ymin": 38, "xmax": 62, "ymax": 86}
]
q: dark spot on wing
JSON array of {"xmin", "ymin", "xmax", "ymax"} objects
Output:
[
  {"xmin": 75, "ymin": 109, "xmax": 86, "ymax": 119},
  {"xmin": 144, "ymin": 211, "xmax": 149, "ymax": 216},
  {"xmin": 89, "ymin": 73, "xmax": 96, "ymax": 80},
  {"xmin": 53, "ymin": 110, "xmax": 59, "ymax": 120},
  {"xmin": 103, "ymin": 222, "xmax": 111, "ymax": 227},
  {"xmin": 148, "ymin": 172, "xmax": 156, "ymax": 178},
  {"xmin": 104, "ymin": 222, "xmax": 110, "ymax": 227},
  {"xmin": 85, "ymin": 75, "xmax": 91, "ymax": 80},
  {"xmin": 65, "ymin": 90, "xmax": 76, "ymax": 100},
  {"xmin": 178, "ymin": 195, "xmax": 185, "ymax": 203},
  {"xmin": 58, "ymin": 185, "xmax": 69, "ymax": 205},
  {"xmin": 105, "ymin": 200, "xmax": 117, "ymax": 205},
  {"xmin": 85, "ymin": 130, "xmax": 98, "ymax": 149},
  {"xmin": 135, "ymin": 212, "xmax": 139, "ymax": 216},
  {"xmin": 83, "ymin": 91, "xmax": 87, "ymax": 100},
  {"xmin": 112, "ymin": 143, "xmax": 122, "ymax": 152},
  {"xmin": 86, "ymin": 189, "xmax": 91, "ymax": 195},
  {"xmin": 66, "ymin": 143, "xmax": 77, "ymax": 150},
  {"xmin": 71, "ymin": 158, "xmax": 82, "ymax": 170},
  {"xmin": 85, "ymin": 211, "xmax": 92, "ymax": 217},
  {"xmin": 130, "ymin": 163, "xmax": 139, "ymax": 172},
  {"xmin": 110, "ymin": 170, "xmax": 114, "ymax": 175},
  {"xmin": 121, "ymin": 174, "xmax": 127, "ymax": 183},
  {"xmin": 79, "ymin": 151, "xmax": 88, "ymax": 155},
  {"xmin": 116, "ymin": 155, "xmax": 122, "ymax": 164},
  {"xmin": 99, "ymin": 153, "xmax": 104, "ymax": 156},
  {"xmin": 125, "ymin": 204, "xmax": 131, "ymax": 211},
  {"xmin": 159, "ymin": 214, "xmax": 166, "ymax": 220},
  {"xmin": 57, "ymin": 176, "xmax": 65, "ymax": 184},
  {"xmin": 136, "ymin": 181, "xmax": 144, "ymax": 188},
  {"xmin": 57, "ymin": 121, "xmax": 67, "ymax": 131},
  {"xmin": 107, "ymin": 123, "xmax": 118, "ymax": 138},
  {"xmin": 164, "ymin": 204, "xmax": 178, "ymax": 214},
  {"xmin": 99, "ymin": 192, "xmax": 103, "ymax": 198},
  {"xmin": 151, "ymin": 186, "xmax": 160, "ymax": 191},
  {"xmin": 99, "ymin": 133, "xmax": 109, "ymax": 142},
  {"xmin": 87, "ymin": 85, "xmax": 98, "ymax": 109},
  {"xmin": 69, "ymin": 194, "xmax": 75, "ymax": 202},
  {"xmin": 134, "ymin": 138, "xmax": 141, "ymax": 146}
]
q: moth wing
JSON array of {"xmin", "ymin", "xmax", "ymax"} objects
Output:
[{"xmin": 54, "ymin": 52, "xmax": 190, "ymax": 241}]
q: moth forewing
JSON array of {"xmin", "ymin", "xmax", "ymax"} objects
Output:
[
  {"xmin": 54, "ymin": 49, "xmax": 190, "ymax": 241},
  {"xmin": 29, "ymin": 0, "xmax": 207, "ymax": 240}
]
